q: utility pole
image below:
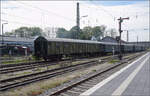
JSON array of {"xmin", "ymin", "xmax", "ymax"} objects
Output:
[
  {"xmin": 76, "ymin": 2, "xmax": 80, "ymax": 39},
  {"xmin": 127, "ymin": 30, "xmax": 129, "ymax": 42},
  {"xmin": 118, "ymin": 17, "xmax": 129, "ymax": 60},
  {"xmin": 149, "ymin": 28, "xmax": 150, "ymax": 42},
  {"xmin": 137, "ymin": 36, "xmax": 138, "ymax": 44},
  {"xmin": 2, "ymin": 23, "xmax": 8, "ymax": 45},
  {"xmin": 149, "ymin": 28, "xmax": 150, "ymax": 49}
]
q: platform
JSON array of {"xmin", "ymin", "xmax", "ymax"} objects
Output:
[{"xmin": 80, "ymin": 52, "xmax": 150, "ymax": 96}]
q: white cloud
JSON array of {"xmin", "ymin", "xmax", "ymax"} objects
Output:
[{"xmin": 1, "ymin": 1, "xmax": 149, "ymax": 42}]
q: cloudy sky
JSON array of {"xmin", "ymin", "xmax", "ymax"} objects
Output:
[{"xmin": 1, "ymin": 0, "xmax": 149, "ymax": 42}]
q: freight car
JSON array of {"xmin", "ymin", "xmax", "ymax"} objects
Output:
[
  {"xmin": 34, "ymin": 36, "xmax": 103, "ymax": 60},
  {"xmin": 34, "ymin": 36, "xmax": 146, "ymax": 60}
]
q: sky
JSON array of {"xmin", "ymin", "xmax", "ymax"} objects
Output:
[{"xmin": 1, "ymin": 0, "xmax": 149, "ymax": 42}]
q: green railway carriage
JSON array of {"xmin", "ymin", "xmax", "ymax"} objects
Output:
[
  {"xmin": 34, "ymin": 36, "xmax": 48, "ymax": 59},
  {"xmin": 102, "ymin": 42, "xmax": 119, "ymax": 54},
  {"xmin": 123, "ymin": 44, "xmax": 134, "ymax": 53},
  {"xmin": 34, "ymin": 36, "xmax": 103, "ymax": 60},
  {"xmin": 34, "ymin": 36, "xmax": 146, "ymax": 60}
]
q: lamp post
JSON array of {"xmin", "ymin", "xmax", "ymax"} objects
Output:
[
  {"xmin": 81, "ymin": 15, "xmax": 88, "ymax": 18},
  {"xmin": 2, "ymin": 23, "xmax": 8, "ymax": 45},
  {"xmin": 80, "ymin": 15, "xmax": 88, "ymax": 27},
  {"xmin": 123, "ymin": 30, "xmax": 129, "ymax": 42}
]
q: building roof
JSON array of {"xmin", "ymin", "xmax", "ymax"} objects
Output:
[
  {"xmin": 0, "ymin": 36, "xmax": 34, "ymax": 43},
  {"xmin": 100, "ymin": 36, "xmax": 118, "ymax": 43},
  {"xmin": 100, "ymin": 36, "xmax": 128, "ymax": 44}
]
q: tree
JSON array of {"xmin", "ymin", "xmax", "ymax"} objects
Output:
[
  {"xmin": 28, "ymin": 27, "xmax": 43, "ymax": 37},
  {"xmin": 92, "ymin": 25, "xmax": 106, "ymax": 41},
  {"xmin": 55, "ymin": 25, "xmax": 107, "ymax": 40},
  {"xmin": 80, "ymin": 26, "xmax": 92, "ymax": 40},
  {"xmin": 4, "ymin": 32, "xmax": 13, "ymax": 36},
  {"xmin": 69, "ymin": 26, "xmax": 81, "ymax": 39},
  {"xmin": 14, "ymin": 27, "xmax": 29, "ymax": 37},
  {"xmin": 11, "ymin": 27, "xmax": 43, "ymax": 37},
  {"xmin": 56, "ymin": 28, "xmax": 68, "ymax": 38}
]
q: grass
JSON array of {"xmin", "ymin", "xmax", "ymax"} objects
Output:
[
  {"xmin": 2, "ymin": 59, "xmax": 29, "ymax": 64},
  {"xmin": 109, "ymin": 59, "xmax": 119, "ymax": 64},
  {"xmin": 16, "ymin": 71, "xmax": 32, "ymax": 76},
  {"xmin": 2, "ymin": 76, "xmax": 75, "ymax": 96},
  {"xmin": 92, "ymin": 69, "xmax": 97, "ymax": 72},
  {"xmin": 2, "ymin": 55, "xmax": 43, "ymax": 64}
]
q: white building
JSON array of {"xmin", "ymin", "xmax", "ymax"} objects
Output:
[{"xmin": 44, "ymin": 27, "xmax": 58, "ymax": 38}]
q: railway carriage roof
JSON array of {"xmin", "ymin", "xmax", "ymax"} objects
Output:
[
  {"xmin": 46, "ymin": 37, "xmax": 119, "ymax": 45},
  {"xmin": 35, "ymin": 36, "xmax": 144, "ymax": 46}
]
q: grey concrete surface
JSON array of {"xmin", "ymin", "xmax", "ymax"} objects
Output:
[{"xmin": 80, "ymin": 52, "xmax": 150, "ymax": 96}]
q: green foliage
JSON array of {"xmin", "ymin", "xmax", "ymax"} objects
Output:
[
  {"xmin": 92, "ymin": 25, "xmax": 106, "ymax": 41},
  {"xmin": 69, "ymin": 26, "xmax": 82, "ymax": 39},
  {"xmin": 56, "ymin": 25, "xmax": 107, "ymax": 40},
  {"xmin": 56, "ymin": 28, "xmax": 69, "ymax": 38},
  {"xmin": 5, "ymin": 32, "xmax": 14, "ymax": 36},
  {"xmin": 109, "ymin": 59, "xmax": 119, "ymax": 64},
  {"xmin": 28, "ymin": 27, "xmax": 43, "ymax": 36},
  {"xmin": 14, "ymin": 27, "xmax": 29, "ymax": 37},
  {"xmin": 5, "ymin": 27, "xmax": 43, "ymax": 37},
  {"xmin": 80, "ymin": 26, "xmax": 92, "ymax": 40},
  {"xmin": 2, "ymin": 59, "xmax": 28, "ymax": 64},
  {"xmin": 92, "ymin": 69, "xmax": 97, "ymax": 72}
]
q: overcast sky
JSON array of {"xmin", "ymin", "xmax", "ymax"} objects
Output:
[{"xmin": 1, "ymin": 0, "xmax": 149, "ymax": 42}]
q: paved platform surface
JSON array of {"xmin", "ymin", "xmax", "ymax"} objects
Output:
[{"xmin": 80, "ymin": 52, "xmax": 150, "ymax": 96}]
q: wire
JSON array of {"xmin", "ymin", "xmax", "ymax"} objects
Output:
[
  {"xmin": 1, "ymin": 19, "xmax": 8, "ymax": 22},
  {"xmin": 14, "ymin": 1, "xmax": 76, "ymax": 22},
  {"xmin": 81, "ymin": 2, "xmax": 115, "ymax": 20},
  {"xmin": 80, "ymin": 2, "xmax": 117, "ymax": 28},
  {"xmin": 1, "ymin": 12, "xmax": 39, "ymax": 22},
  {"xmin": 1, "ymin": 19, "xmax": 39, "ymax": 26}
]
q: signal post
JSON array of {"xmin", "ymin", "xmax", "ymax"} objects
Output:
[{"xmin": 118, "ymin": 17, "xmax": 129, "ymax": 60}]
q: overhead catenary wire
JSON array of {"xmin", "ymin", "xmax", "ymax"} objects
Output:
[
  {"xmin": 1, "ymin": 19, "xmax": 39, "ymax": 26},
  {"xmin": 13, "ymin": 1, "xmax": 76, "ymax": 22},
  {"xmin": 91, "ymin": 2, "xmax": 115, "ymax": 19},
  {"xmin": 80, "ymin": 2, "xmax": 117, "ymax": 28},
  {"xmin": 80, "ymin": 2, "xmax": 115, "ymax": 20},
  {"xmin": 1, "ymin": 12, "xmax": 39, "ymax": 22}
]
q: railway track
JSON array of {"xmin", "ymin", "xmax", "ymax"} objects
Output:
[
  {"xmin": 0, "ymin": 61, "xmax": 59, "ymax": 74},
  {"xmin": 0, "ymin": 60, "xmax": 50, "ymax": 68},
  {"xmin": 39, "ymin": 52, "xmax": 144, "ymax": 96},
  {"xmin": 0, "ymin": 52, "xmax": 144, "ymax": 91},
  {"xmin": 0, "ymin": 55, "xmax": 113, "ymax": 74},
  {"xmin": 0, "ymin": 55, "xmax": 114, "ymax": 91}
]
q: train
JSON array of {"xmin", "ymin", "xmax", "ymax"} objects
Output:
[{"xmin": 34, "ymin": 36, "xmax": 146, "ymax": 60}]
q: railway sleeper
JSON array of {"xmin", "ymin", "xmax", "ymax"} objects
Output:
[
  {"xmin": 59, "ymin": 93, "xmax": 70, "ymax": 96},
  {"xmin": 90, "ymin": 77, "xmax": 105, "ymax": 81},
  {"xmin": 60, "ymin": 91, "xmax": 79, "ymax": 96},
  {"xmin": 87, "ymin": 79, "xmax": 101, "ymax": 83},
  {"xmin": 75, "ymin": 85, "xmax": 91, "ymax": 89},
  {"xmin": 70, "ymin": 88, "xmax": 86, "ymax": 93},
  {"xmin": 67, "ymin": 90, "xmax": 81, "ymax": 94},
  {"xmin": 80, "ymin": 83, "xmax": 94, "ymax": 87},
  {"xmin": 83, "ymin": 81, "xmax": 98, "ymax": 85}
]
